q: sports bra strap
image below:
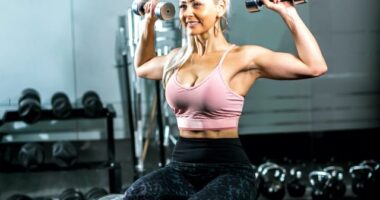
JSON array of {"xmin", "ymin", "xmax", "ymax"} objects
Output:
[{"xmin": 216, "ymin": 44, "xmax": 235, "ymax": 67}]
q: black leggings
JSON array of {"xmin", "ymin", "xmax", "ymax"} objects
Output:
[{"xmin": 123, "ymin": 137, "xmax": 259, "ymax": 200}]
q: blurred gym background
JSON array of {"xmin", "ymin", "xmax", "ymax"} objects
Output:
[{"xmin": 0, "ymin": 0, "xmax": 379, "ymax": 199}]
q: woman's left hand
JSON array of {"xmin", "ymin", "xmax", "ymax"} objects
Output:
[{"xmin": 260, "ymin": 0, "xmax": 296, "ymax": 16}]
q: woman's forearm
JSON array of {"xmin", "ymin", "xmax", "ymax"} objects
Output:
[
  {"xmin": 134, "ymin": 21, "xmax": 156, "ymax": 68},
  {"xmin": 281, "ymin": 9, "xmax": 328, "ymax": 71}
]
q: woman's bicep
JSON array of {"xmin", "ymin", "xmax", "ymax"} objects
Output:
[
  {"xmin": 251, "ymin": 46, "xmax": 324, "ymax": 80},
  {"xmin": 136, "ymin": 48, "xmax": 180, "ymax": 80}
]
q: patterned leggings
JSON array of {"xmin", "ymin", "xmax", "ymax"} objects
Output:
[{"xmin": 123, "ymin": 160, "xmax": 259, "ymax": 200}]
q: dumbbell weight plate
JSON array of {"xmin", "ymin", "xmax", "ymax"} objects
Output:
[
  {"xmin": 18, "ymin": 143, "xmax": 45, "ymax": 169},
  {"xmin": 85, "ymin": 187, "xmax": 108, "ymax": 200},
  {"xmin": 18, "ymin": 88, "xmax": 42, "ymax": 124},
  {"xmin": 59, "ymin": 188, "xmax": 84, "ymax": 200},
  {"xmin": 52, "ymin": 142, "xmax": 78, "ymax": 168},
  {"xmin": 51, "ymin": 92, "xmax": 72, "ymax": 119}
]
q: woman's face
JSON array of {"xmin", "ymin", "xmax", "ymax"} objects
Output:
[{"xmin": 179, "ymin": 0, "xmax": 219, "ymax": 36}]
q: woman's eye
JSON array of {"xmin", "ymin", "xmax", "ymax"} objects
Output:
[
  {"xmin": 193, "ymin": 2, "xmax": 201, "ymax": 7},
  {"xmin": 179, "ymin": 5, "xmax": 187, "ymax": 9}
]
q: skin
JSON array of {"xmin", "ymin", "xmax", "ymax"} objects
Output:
[{"xmin": 134, "ymin": 0, "xmax": 328, "ymax": 139}]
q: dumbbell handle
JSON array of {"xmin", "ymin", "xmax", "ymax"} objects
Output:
[
  {"xmin": 132, "ymin": 1, "xmax": 175, "ymax": 21},
  {"xmin": 246, "ymin": 0, "xmax": 307, "ymax": 13}
]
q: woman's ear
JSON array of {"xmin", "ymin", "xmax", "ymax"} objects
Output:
[{"xmin": 216, "ymin": 1, "xmax": 226, "ymax": 17}]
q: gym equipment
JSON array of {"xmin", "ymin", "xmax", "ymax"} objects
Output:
[
  {"xmin": 286, "ymin": 166, "xmax": 306, "ymax": 197},
  {"xmin": 18, "ymin": 88, "xmax": 42, "ymax": 124},
  {"xmin": 360, "ymin": 160, "xmax": 380, "ymax": 198},
  {"xmin": 52, "ymin": 141, "xmax": 78, "ymax": 168},
  {"xmin": 349, "ymin": 165, "xmax": 373, "ymax": 198},
  {"xmin": 245, "ymin": 0, "xmax": 307, "ymax": 13},
  {"xmin": 261, "ymin": 164, "xmax": 286, "ymax": 200},
  {"xmin": 6, "ymin": 194, "xmax": 33, "ymax": 200},
  {"xmin": 97, "ymin": 194, "xmax": 124, "ymax": 200},
  {"xmin": 309, "ymin": 171, "xmax": 331, "ymax": 200},
  {"xmin": 323, "ymin": 166, "xmax": 346, "ymax": 199},
  {"xmin": 18, "ymin": 143, "xmax": 45, "ymax": 169},
  {"xmin": 82, "ymin": 91, "xmax": 103, "ymax": 118},
  {"xmin": 59, "ymin": 188, "xmax": 84, "ymax": 200},
  {"xmin": 132, "ymin": 1, "xmax": 175, "ymax": 20},
  {"xmin": 84, "ymin": 187, "xmax": 108, "ymax": 200},
  {"xmin": 51, "ymin": 92, "xmax": 72, "ymax": 119}
]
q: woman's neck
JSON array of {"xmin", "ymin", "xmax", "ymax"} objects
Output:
[{"xmin": 192, "ymin": 30, "xmax": 230, "ymax": 56}]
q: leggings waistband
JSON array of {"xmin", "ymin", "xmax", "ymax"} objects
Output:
[{"xmin": 171, "ymin": 136, "xmax": 250, "ymax": 164}]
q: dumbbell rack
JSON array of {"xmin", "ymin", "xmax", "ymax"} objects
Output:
[{"xmin": 0, "ymin": 104, "xmax": 122, "ymax": 193}]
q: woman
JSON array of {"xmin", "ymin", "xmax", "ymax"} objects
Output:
[{"xmin": 124, "ymin": 0, "xmax": 327, "ymax": 199}]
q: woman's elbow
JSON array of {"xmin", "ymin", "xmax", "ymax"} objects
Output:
[{"xmin": 313, "ymin": 65, "xmax": 328, "ymax": 77}]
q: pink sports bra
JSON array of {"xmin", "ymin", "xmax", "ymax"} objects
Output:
[{"xmin": 165, "ymin": 44, "xmax": 244, "ymax": 131}]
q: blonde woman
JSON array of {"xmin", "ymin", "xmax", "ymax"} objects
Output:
[{"xmin": 124, "ymin": 0, "xmax": 327, "ymax": 199}]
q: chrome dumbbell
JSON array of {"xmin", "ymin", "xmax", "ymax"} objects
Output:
[
  {"xmin": 132, "ymin": 1, "xmax": 175, "ymax": 20},
  {"xmin": 245, "ymin": 0, "xmax": 307, "ymax": 13}
]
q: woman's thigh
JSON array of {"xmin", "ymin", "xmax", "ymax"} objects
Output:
[
  {"xmin": 188, "ymin": 173, "xmax": 258, "ymax": 200},
  {"xmin": 123, "ymin": 166, "xmax": 196, "ymax": 200}
]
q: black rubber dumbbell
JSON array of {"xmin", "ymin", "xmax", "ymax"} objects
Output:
[
  {"xmin": 6, "ymin": 194, "xmax": 33, "ymax": 200},
  {"xmin": 309, "ymin": 171, "xmax": 331, "ymax": 200},
  {"xmin": 85, "ymin": 187, "xmax": 108, "ymax": 200},
  {"xmin": 323, "ymin": 166, "xmax": 346, "ymax": 200},
  {"xmin": 261, "ymin": 164, "xmax": 286, "ymax": 200},
  {"xmin": 82, "ymin": 91, "xmax": 103, "ymax": 118},
  {"xmin": 286, "ymin": 166, "xmax": 306, "ymax": 197},
  {"xmin": 52, "ymin": 141, "xmax": 78, "ymax": 168},
  {"xmin": 59, "ymin": 188, "xmax": 84, "ymax": 200},
  {"xmin": 18, "ymin": 88, "xmax": 42, "ymax": 124},
  {"xmin": 18, "ymin": 143, "xmax": 45, "ymax": 169},
  {"xmin": 51, "ymin": 92, "xmax": 72, "ymax": 119}
]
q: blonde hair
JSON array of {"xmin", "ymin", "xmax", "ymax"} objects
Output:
[{"xmin": 162, "ymin": 0, "xmax": 230, "ymax": 89}]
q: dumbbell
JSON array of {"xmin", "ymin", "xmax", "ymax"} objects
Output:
[
  {"xmin": 82, "ymin": 91, "xmax": 103, "ymax": 118},
  {"xmin": 52, "ymin": 141, "xmax": 78, "ymax": 168},
  {"xmin": 59, "ymin": 188, "xmax": 84, "ymax": 200},
  {"xmin": 323, "ymin": 166, "xmax": 346, "ymax": 199},
  {"xmin": 309, "ymin": 171, "xmax": 331, "ymax": 200},
  {"xmin": 349, "ymin": 165, "xmax": 374, "ymax": 198},
  {"xmin": 245, "ymin": 0, "xmax": 307, "ymax": 13},
  {"xmin": 6, "ymin": 194, "xmax": 33, "ymax": 200},
  {"xmin": 260, "ymin": 164, "xmax": 286, "ymax": 200},
  {"xmin": 18, "ymin": 88, "xmax": 42, "ymax": 124},
  {"xmin": 286, "ymin": 166, "xmax": 306, "ymax": 197},
  {"xmin": 18, "ymin": 143, "xmax": 45, "ymax": 169},
  {"xmin": 97, "ymin": 194, "xmax": 124, "ymax": 200},
  {"xmin": 51, "ymin": 92, "xmax": 72, "ymax": 119},
  {"xmin": 132, "ymin": 1, "xmax": 175, "ymax": 20},
  {"xmin": 85, "ymin": 187, "xmax": 109, "ymax": 200}
]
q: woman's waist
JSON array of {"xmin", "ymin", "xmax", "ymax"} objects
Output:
[
  {"xmin": 179, "ymin": 128, "xmax": 238, "ymax": 139},
  {"xmin": 171, "ymin": 136, "xmax": 250, "ymax": 163}
]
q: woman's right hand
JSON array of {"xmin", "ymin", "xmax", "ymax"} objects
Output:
[{"xmin": 143, "ymin": 0, "xmax": 159, "ymax": 25}]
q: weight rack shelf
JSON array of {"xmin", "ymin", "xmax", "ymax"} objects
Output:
[{"xmin": 0, "ymin": 104, "xmax": 122, "ymax": 193}]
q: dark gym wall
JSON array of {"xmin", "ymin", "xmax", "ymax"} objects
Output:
[
  {"xmin": 1, "ymin": 0, "xmax": 380, "ymax": 140},
  {"xmin": 227, "ymin": 0, "xmax": 380, "ymax": 134}
]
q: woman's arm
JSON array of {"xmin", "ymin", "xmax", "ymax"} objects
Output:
[
  {"xmin": 252, "ymin": 0, "xmax": 328, "ymax": 80},
  {"xmin": 134, "ymin": 0, "xmax": 179, "ymax": 80}
]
